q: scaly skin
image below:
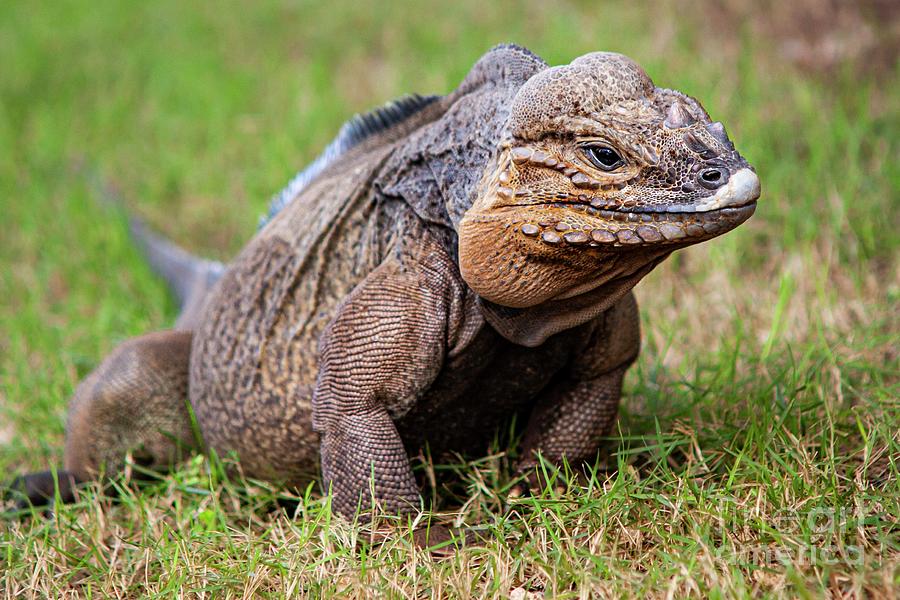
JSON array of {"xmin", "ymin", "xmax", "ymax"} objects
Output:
[{"xmin": 8, "ymin": 45, "xmax": 759, "ymax": 520}]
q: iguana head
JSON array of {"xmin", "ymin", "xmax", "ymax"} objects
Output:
[{"xmin": 459, "ymin": 51, "xmax": 759, "ymax": 309}]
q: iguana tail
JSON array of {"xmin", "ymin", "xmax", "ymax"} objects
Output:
[
  {"xmin": 128, "ymin": 216, "xmax": 225, "ymax": 329},
  {"xmin": 85, "ymin": 168, "xmax": 224, "ymax": 329}
]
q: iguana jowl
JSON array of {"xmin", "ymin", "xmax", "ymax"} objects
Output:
[{"xmin": 12, "ymin": 45, "xmax": 760, "ymax": 517}]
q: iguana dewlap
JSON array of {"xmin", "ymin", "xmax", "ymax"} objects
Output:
[{"xmin": 13, "ymin": 45, "xmax": 759, "ymax": 517}]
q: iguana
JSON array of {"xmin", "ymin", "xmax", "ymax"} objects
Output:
[{"xmin": 10, "ymin": 45, "xmax": 760, "ymax": 519}]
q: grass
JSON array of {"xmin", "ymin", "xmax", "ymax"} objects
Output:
[{"xmin": 1, "ymin": 0, "xmax": 897, "ymax": 597}]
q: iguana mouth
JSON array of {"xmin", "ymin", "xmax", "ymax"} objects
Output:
[
  {"xmin": 500, "ymin": 201, "xmax": 756, "ymax": 246},
  {"xmin": 507, "ymin": 200, "xmax": 758, "ymax": 216}
]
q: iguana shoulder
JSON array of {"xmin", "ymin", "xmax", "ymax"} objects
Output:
[
  {"xmin": 376, "ymin": 44, "xmax": 548, "ymax": 228},
  {"xmin": 251, "ymin": 43, "xmax": 548, "ymax": 285}
]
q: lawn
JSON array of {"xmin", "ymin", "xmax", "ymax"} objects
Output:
[{"xmin": 1, "ymin": 0, "xmax": 897, "ymax": 597}]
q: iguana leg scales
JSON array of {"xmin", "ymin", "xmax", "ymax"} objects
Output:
[
  {"xmin": 313, "ymin": 232, "xmax": 466, "ymax": 518},
  {"xmin": 9, "ymin": 330, "xmax": 198, "ymax": 507}
]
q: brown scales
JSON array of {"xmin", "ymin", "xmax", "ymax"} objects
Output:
[{"xmin": 7, "ymin": 45, "xmax": 760, "ymax": 522}]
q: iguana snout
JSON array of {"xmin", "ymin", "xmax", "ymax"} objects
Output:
[{"xmin": 459, "ymin": 51, "xmax": 759, "ymax": 308}]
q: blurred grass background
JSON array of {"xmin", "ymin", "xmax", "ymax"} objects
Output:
[{"xmin": 1, "ymin": 0, "xmax": 897, "ymax": 597}]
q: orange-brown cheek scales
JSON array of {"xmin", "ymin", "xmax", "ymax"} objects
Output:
[
  {"xmin": 458, "ymin": 204, "xmax": 604, "ymax": 308},
  {"xmin": 459, "ymin": 53, "xmax": 663, "ymax": 307}
]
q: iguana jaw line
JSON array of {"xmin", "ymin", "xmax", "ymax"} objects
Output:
[
  {"xmin": 510, "ymin": 167, "xmax": 760, "ymax": 215},
  {"xmin": 505, "ymin": 201, "xmax": 755, "ymax": 240},
  {"xmin": 458, "ymin": 162, "xmax": 757, "ymax": 308}
]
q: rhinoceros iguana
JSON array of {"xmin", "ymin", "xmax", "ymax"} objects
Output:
[{"xmin": 11, "ymin": 44, "xmax": 759, "ymax": 519}]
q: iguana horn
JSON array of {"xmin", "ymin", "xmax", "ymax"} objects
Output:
[
  {"xmin": 706, "ymin": 121, "xmax": 729, "ymax": 144},
  {"xmin": 664, "ymin": 100, "xmax": 695, "ymax": 129}
]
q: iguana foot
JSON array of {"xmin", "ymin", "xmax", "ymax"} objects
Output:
[
  {"xmin": 410, "ymin": 524, "xmax": 483, "ymax": 555},
  {"xmin": 3, "ymin": 470, "xmax": 82, "ymax": 511}
]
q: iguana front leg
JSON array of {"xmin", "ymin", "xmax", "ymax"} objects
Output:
[
  {"xmin": 312, "ymin": 234, "xmax": 466, "ymax": 518},
  {"xmin": 513, "ymin": 292, "xmax": 640, "ymax": 493},
  {"xmin": 513, "ymin": 367, "xmax": 627, "ymax": 494}
]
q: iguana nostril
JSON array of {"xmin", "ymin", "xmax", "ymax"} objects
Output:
[{"xmin": 699, "ymin": 168, "xmax": 727, "ymax": 189}]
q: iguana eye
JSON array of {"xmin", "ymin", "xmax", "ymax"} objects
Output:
[{"xmin": 583, "ymin": 145, "xmax": 624, "ymax": 171}]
